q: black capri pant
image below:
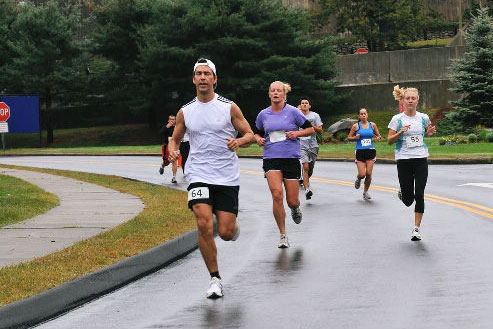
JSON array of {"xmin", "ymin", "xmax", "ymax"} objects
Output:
[
  {"xmin": 179, "ymin": 141, "xmax": 190, "ymax": 173},
  {"xmin": 396, "ymin": 157, "xmax": 428, "ymax": 213}
]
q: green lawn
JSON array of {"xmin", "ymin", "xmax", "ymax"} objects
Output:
[
  {"xmin": 1, "ymin": 121, "xmax": 492, "ymax": 160},
  {"xmin": 0, "ymin": 174, "xmax": 59, "ymax": 227},
  {"xmin": 237, "ymin": 139, "xmax": 493, "ymax": 160},
  {"xmin": 407, "ymin": 38, "xmax": 452, "ymax": 48},
  {"xmin": 0, "ymin": 165, "xmax": 195, "ymax": 306}
]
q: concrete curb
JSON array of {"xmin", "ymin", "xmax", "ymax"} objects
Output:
[
  {"xmin": 1, "ymin": 153, "xmax": 491, "ymax": 164},
  {"xmin": 0, "ymin": 230, "xmax": 198, "ymax": 329},
  {"xmin": 238, "ymin": 155, "xmax": 493, "ymax": 164}
]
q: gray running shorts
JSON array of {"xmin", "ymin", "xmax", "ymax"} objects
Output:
[{"xmin": 300, "ymin": 147, "xmax": 318, "ymax": 164}]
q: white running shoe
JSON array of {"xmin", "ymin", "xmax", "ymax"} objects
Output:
[
  {"xmin": 290, "ymin": 207, "xmax": 302, "ymax": 224},
  {"xmin": 278, "ymin": 234, "xmax": 290, "ymax": 248},
  {"xmin": 305, "ymin": 189, "xmax": 313, "ymax": 200},
  {"xmin": 354, "ymin": 178, "xmax": 361, "ymax": 189},
  {"xmin": 206, "ymin": 277, "xmax": 224, "ymax": 299},
  {"xmin": 231, "ymin": 221, "xmax": 240, "ymax": 241},
  {"xmin": 411, "ymin": 227, "xmax": 421, "ymax": 241},
  {"xmin": 171, "ymin": 177, "xmax": 177, "ymax": 184},
  {"xmin": 363, "ymin": 191, "xmax": 372, "ymax": 200}
]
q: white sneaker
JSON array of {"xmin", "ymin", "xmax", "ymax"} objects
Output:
[
  {"xmin": 363, "ymin": 191, "xmax": 371, "ymax": 200},
  {"xmin": 206, "ymin": 277, "xmax": 224, "ymax": 299},
  {"xmin": 305, "ymin": 189, "xmax": 313, "ymax": 200},
  {"xmin": 231, "ymin": 221, "xmax": 240, "ymax": 241},
  {"xmin": 278, "ymin": 234, "xmax": 290, "ymax": 248},
  {"xmin": 290, "ymin": 207, "xmax": 302, "ymax": 224},
  {"xmin": 171, "ymin": 177, "xmax": 177, "ymax": 184},
  {"xmin": 411, "ymin": 227, "xmax": 421, "ymax": 241}
]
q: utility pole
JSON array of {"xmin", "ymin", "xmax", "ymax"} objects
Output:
[{"xmin": 458, "ymin": 0, "xmax": 463, "ymax": 46}]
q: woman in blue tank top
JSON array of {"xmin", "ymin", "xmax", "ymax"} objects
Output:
[{"xmin": 347, "ymin": 108, "xmax": 382, "ymax": 200}]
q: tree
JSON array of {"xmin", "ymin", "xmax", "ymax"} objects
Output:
[
  {"xmin": 448, "ymin": 6, "xmax": 493, "ymax": 130},
  {"xmin": 137, "ymin": 0, "xmax": 340, "ymax": 123},
  {"xmin": 91, "ymin": 0, "xmax": 154, "ymax": 126},
  {"xmin": 0, "ymin": 0, "xmax": 18, "ymax": 92},
  {"xmin": 314, "ymin": 0, "xmax": 421, "ymax": 51},
  {"xmin": 2, "ymin": 1, "xmax": 87, "ymax": 143}
]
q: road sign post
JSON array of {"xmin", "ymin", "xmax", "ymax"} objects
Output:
[
  {"xmin": 0, "ymin": 102, "xmax": 10, "ymax": 151},
  {"xmin": 0, "ymin": 102, "xmax": 10, "ymax": 122}
]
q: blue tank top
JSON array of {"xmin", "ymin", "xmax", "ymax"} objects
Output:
[{"xmin": 355, "ymin": 121, "xmax": 375, "ymax": 150}]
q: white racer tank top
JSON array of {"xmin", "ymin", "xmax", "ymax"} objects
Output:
[{"xmin": 182, "ymin": 93, "xmax": 240, "ymax": 186}]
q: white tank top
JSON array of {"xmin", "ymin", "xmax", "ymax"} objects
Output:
[{"xmin": 182, "ymin": 93, "xmax": 240, "ymax": 186}]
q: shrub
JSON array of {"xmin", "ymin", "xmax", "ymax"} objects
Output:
[
  {"xmin": 457, "ymin": 136, "xmax": 467, "ymax": 144},
  {"xmin": 486, "ymin": 133, "xmax": 493, "ymax": 142},
  {"xmin": 320, "ymin": 132, "xmax": 335, "ymax": 144},
  {"xmin": 468, "ymin": 133, "xmax": 478, "ymax": 143},
  {"xmin": 479, "ymin": 129, "xmax": 488, "ymax": 141},
  {"xmin": 440, "ymin": 135, "xmax": 468, "ymax": 145},
  {"xmin": 335, "ymin": 130, "xmax": 349, "ymax": 142}
]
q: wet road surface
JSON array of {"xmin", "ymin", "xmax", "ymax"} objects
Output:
[{"xmin": 1, "ymin": 157, "xmax": 492, "ymax": 329}]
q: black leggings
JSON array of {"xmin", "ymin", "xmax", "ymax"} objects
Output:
[
  {"xmin": 179, "ymin": 141, "xmax": 190, "ymax": 173},
  {"xmin": 397, "ymin": 158, "xmax": 428, "ymax": 213}
]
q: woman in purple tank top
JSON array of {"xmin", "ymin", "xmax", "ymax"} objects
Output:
[{"xmin": 254, "ymin": 81, "xmax": 314, "ymax": 249}]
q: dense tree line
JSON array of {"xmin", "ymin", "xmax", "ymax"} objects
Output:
[
  {"xmin": 313, "ymin": 0, "xmax": 459, "ymax": 52},
  {"xmin": 0, "ymin": 0, "xmax": 341, "ymax": 140},
  {"xmin": 0, "ymin": 0, "xmax": 490, "ymax": 142}
]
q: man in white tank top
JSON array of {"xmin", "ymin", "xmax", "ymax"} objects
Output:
[{"xmin": 168, "ymin": 58, "xmax": 255, "ymax": 299}]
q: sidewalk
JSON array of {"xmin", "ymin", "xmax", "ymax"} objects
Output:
[
  {"xmin": 0, "ymin": 168, "xmax": 145, "ymax": 269},
  {"xmin": 0, "ymin": 168, "xmax": 198, "ymax": 329}
]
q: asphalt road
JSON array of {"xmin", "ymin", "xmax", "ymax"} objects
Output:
[{"xmin": 1, "ymin": 156, "xmax": 492, "ymax": 329}]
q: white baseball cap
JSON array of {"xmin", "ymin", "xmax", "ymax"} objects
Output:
[{"xmin": 193, "ymin": 58, "xmax": 216, "ymax": 76}]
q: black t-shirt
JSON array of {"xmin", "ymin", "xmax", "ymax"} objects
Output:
[{"xmin": 159, "ymin": 125, "xmax": 175, "ymax": 144}]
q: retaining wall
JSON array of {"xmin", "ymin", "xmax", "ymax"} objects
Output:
[{"xmin": 335, "ymin": 46, "xmax": 467, "ymax": 111}]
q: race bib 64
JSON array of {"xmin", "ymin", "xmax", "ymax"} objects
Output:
[{"xmin": 188, "ymin": 187, "xmax": 210, "ymax": 201}]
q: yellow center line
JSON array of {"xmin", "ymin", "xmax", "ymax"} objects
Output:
[
  {"xmin": 4, "ymin": 162, "xmax": 491, "ymax": 218},
  {"xmin": 241, "ymin": 169, "xmax": 493, "ymax": 219}
]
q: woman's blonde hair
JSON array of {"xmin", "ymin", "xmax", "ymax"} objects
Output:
[
  {"xmin": 270, "ymin": 81, "xmax": 291, "ymax": 94},
  {"xmin": 393, "ymin": 85, "xmax": 419, "ymax": 100},
  {"xmin": 404, "ymin": 87, "xmax": 419, "ymax": 98}
]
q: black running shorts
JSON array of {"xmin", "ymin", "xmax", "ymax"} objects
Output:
[
  {"xmin": 355, "ymin": 149, "xmax": 376, "ymax": 162},
  {"xmin": 187, "ymin": 182, "xmax": 239, "ymax": 215},
  {"xmin": 262, "ymin": 158, "xmax": 301, "ymax": 180}
]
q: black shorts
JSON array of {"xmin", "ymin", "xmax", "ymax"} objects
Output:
[
  {"xmin": 187, "ymin": 182, "xmax": 239, "ymax": 215},
  {"xmin": 355, "ymin": 149, "xmax": 376, "ymax": 162},
  {"xmin": 262, "ymin": 158, "xmax": 301, "ymax": 180}
]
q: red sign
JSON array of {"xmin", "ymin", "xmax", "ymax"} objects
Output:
[
  {"xmin": 0, "ymin": 102, "xmax": 10, "ymax": 122},
  {"xmin": 355, "ymin": 48, "xmax": 368, "ymax": 54}
]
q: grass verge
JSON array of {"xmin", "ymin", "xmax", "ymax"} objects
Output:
[
  {"xmin": 0, "ymin": 164, "xmax": 195, "ymax": 307},
  {"xmin": 1, "ymin": 120, "xmax": 492, "ymax": 161},
  {"xmin": 0, "ymin": 174, "xmax": 59, "ymax": 227},
  {"xmin": 236, "ymin": 139, "xmax": 493, "ymax": 161},
  {"xmin": 407, "ymin": 38, "xmax": 452, "ymax": 48}
]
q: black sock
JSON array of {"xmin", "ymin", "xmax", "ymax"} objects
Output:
[{"xmin": 210, "ymin": 271, "xmax": 221, "ymax": 279}]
